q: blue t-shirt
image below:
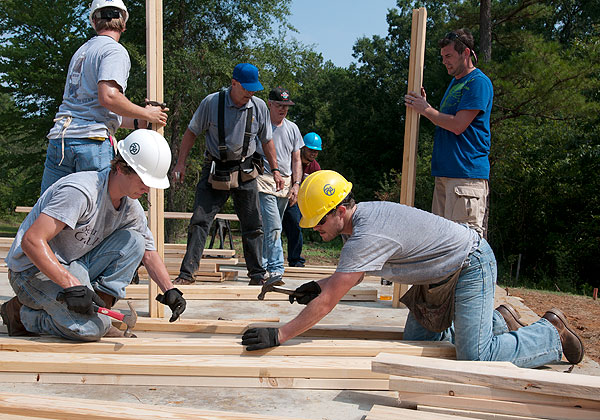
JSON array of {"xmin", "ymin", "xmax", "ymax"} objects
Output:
[{"xmin": 431, "ymin": 68, "xmax": 493, "ymax": 179}]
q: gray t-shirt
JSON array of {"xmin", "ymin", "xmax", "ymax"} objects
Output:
[
  {"xmin": 257, "ymin": 118, "xmax": 303, "ymax": 176},
  {"xmin": 187, "ymin": 88, "xmax": 273, "ymax": 161},
  {"xmin": 6, "ymin": 169, "xmax": 155, "ymax": 273},
  {"xmin": 337, "ymin": 202, "xmax": 480, "ymax": 285},
  {"xmin": 47, "ymin": 36, "xmax": 130, "ymax": 139}
]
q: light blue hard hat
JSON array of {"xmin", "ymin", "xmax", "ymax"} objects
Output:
[{"xmin": 303, "ymin": 132, "xmax": 322, "ymax": 151}]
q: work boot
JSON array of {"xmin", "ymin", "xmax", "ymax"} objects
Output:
[
  {"xmin": 95, "ymin": 291, "xmax": 115, "ymax": 309},
  {"xmin": 173, "ymin": 276, "xmax": 195, "ymax": 286},
  {"xmin": 248, "ymin": 276, "xmax": 265, "ymax": 286},
  {"xmin": 496, "ymin": 303, "xmax": 527, "ymax": 331},
  {"xmin": 1, "ymin": 296, "xmax": 34, "ymax": 336},
  {"xmin": 542, "ymin": 308, "xmax": 585, "ymax": 364}
]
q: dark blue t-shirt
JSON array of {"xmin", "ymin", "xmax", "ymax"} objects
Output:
[{"xmin": 431, "ymin": 68, "xmax": 493, "ymax": 179}]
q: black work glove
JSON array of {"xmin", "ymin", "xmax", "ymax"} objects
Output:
[
  {"xmin": 289, "ymin": 281, "xmax": 321, "ymax": 305},
  {"xmin": 56, "ymin": 285, "xmax": 106, "ymax": 315},
  {"xmin": 156, "ymin": 288, "xmax": 186, "ymax": 322},
  {"xmin": 241, "ymin": 327, "xmax": 280, "ymax": 351}
]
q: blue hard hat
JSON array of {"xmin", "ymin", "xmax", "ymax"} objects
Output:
[{"xmin": 303, "ymin": 132, "xmax": 322, "ymax": 151}]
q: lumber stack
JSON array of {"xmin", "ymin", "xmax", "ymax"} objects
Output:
[
  {"xmin": 0, "ymin": 237, "xmax": 13, "ymax": 272},
  {"xmin": 368, "ymin": 353, "xmax": 600, "ymax": 420},
  {"xmin": 0, "ymin": 318, "xmax": 456, "ymax": 391}
]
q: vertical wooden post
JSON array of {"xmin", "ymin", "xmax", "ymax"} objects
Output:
[
  {"xmin": 146, "ymin": 0, "xmax": 165, "ymax": 318},
  {"xmin": 392, "ymin": 8, "xmax": 427, "ymax": 309}
]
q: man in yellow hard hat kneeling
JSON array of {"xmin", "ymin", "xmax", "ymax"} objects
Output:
[{"xmin": 242, "ymin": 170, "xmax": 585, "ymax": 367}]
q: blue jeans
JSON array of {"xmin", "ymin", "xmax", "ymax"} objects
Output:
[
  {"xmin": 282, "ymin": 204, "xmax": 305, "ymax": 266},
  {"xmin": 259, "ymin": 192, "xmax": 288, "ymax": 275},
  {"xmin": 41, "ymin": 137, "xmax": 114, "ymax": 194},
  {"xmin": 403, "ymin": 239, "xmax": 562, "ymax": 368},
  {"xmin": 8, "ymin": 229, "xmax": 144, "ymax": 341}
]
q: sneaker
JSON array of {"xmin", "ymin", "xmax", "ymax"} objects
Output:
[
  {"xmin": 266, "ymin": 273, "xmax": 285, "ymax": 286},
  {"xmin": 173, "ymin": 276, "xmax": 195, "ymax": 285},
  {"xmin": 1, "ymin": 296, "xmax": 35, "ymax": 336}
]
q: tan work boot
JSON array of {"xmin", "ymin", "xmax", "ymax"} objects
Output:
[
  {"xmin": 543, "ymin": 308, "xmax": 585, "ymax": 364},
  {"xmin": 496, "ymin": 303, "xmax": 527, "ymax": 331},
  {"xmin": 173, "ymin": 276, "xmax": 195, "ymax": 286},
  {"xmin": 1, "ymin": 296, "xmax": 36, "ymax": 336}
]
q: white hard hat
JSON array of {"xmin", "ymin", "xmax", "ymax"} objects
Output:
[
  {"xmin": 89, "ymin": 0, "xmax": 129, "ymax": 27},
  {"xmin": 117, "ymin": 129, "xmax": 171, "ymax": 189}
]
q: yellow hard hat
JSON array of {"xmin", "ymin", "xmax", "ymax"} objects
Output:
[{"xmin": 298, "ymin": 170, "xmax": 353, "ymax": 228}]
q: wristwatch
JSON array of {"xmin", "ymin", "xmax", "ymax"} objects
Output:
[{"xmin": 294, "ymin": 181, "xmax": 301, "ymax": 185}]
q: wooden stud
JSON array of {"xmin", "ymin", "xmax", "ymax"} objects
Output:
[
  {"xmin": 394, "ymin": 7, "xmax": 427, "ymax": 309},
  {"xmin": 0, "ymin": 392, "xmax": 308, "ymax": 420},
  {"xmin": 146, "ymin": 0, "xmax": 164, "ymax": 318},
  {"xmin": 111, "ymin": 317, "xmax": 405, "ymax": 339},
  {"xmin": 0, "ymin": 336, "xmax": 455, "ymax": 358}
]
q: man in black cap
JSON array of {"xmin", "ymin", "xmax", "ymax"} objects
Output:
[
  {"xmin": 256, "ymin": 87, "xmax": 303, "ymax": 280},
  {"xmin": 172, "ymin": 63, "xmax": 284, "ymax": 286}
]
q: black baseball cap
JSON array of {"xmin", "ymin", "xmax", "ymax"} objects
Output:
[{"xmin": 269, "ymin": 86, "xmax": 295, "ymax": 105}]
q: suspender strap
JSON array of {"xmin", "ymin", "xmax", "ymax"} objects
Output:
[
  {"xmin": 218, "ymin": 91, "xmax": 254, "ymax": 161},
  {"xmin": 241, "ymin": 99, "xmax": 253, "ymax": 159},
  {"xmin": 218, "ymin": 90, "xmax": 227, "ymax": 161}
]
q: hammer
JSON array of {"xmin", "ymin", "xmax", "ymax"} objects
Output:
[
  {"xmin": 257, "ymin": 276, "xmax": 302, "ymax": 301},
  {"xmin": 96, "ymin": 301, "xmax": 138, "ymax": 337}
]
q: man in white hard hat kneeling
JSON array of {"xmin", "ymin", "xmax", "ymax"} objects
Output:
[{"xmin": 1, "ymin": 130, "xmax": 186, "ymax": 341}]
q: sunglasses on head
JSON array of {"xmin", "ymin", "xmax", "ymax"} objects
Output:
[{"xmin": 444, "ymin": 32, "xmax": 478, "ymax": 65}]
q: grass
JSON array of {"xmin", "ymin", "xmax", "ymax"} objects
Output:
[{"xmin": 0, "ymin": 217, "xmax": 23, "ymax": 237}]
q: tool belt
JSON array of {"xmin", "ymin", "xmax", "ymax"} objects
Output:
[
  {"xmin": 207, "ymin": 91, "xmax": 264, "ymax": 190},
  {"xmin": 208, "ymin": 153, "xmax": 264, "ymax": 190},
  {"xmin": 399, "ymin": 268, "xmax": 462, "ymax": 333}
]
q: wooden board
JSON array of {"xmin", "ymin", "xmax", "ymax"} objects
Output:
[
  {"xmin": 0, "ymin": 352, "xmax": 388, "ymax": 379},
  {"xmin": 395, "ymin": 392, "xmax": 599, "ymax": 420},
  {"xmin": 389, "ymin": 375, "xmax": 600, "ymax": 410},
  {"xmin": 1, "ymin": 373, "xmax": 389, "ymax": 390},
  {"xmin": 111, "ymin": 317, "xmax": 405, "ymax": 339},
  {"xmin": 125, "ymin": 284, "xmax": 378, "ymax": 301},
  {"xmin": 0, "ymin": 392, "xmax": 306, "ymax": 420},
  {"xmin": 372, "ymin": 353, "xmax": 600, "ymax": 401},
  {"xmin": 394, "ymin": 7, "xmax": 427, "ymax": 309},
  {"xmin": 0, "ymin": 336, "xmax": 455, "ymax": 358},
  {"xmin": 366, "ymin": 404, "xmax": 473, "ymax": 420},
  {"xmin": 417, "ymin": 405, "xmax": 545, "ymax": 420}
]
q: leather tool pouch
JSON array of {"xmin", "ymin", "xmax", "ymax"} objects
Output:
[
  {"xmin": 239, "ymin": 152, "xmax": 264, "ymax": 182},
  {"xmin": 399, "ymin": 268, "xmax": 462, "ymax": 332},
  {"xmin": 208, "ymin": 161, "xmax": 239, "ymax": 190}
]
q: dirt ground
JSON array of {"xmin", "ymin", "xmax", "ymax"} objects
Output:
[{"xmin": 507, "ymin": 287, "xmax": 600, "ymax": 364}]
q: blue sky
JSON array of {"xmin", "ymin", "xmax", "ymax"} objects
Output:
[{"xmin": 288, "ymin": 0, "xmax": 398, "ymax": 68}]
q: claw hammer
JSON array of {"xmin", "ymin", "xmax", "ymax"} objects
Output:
[
  {"xmin": 96, "ymin": 301, "xmax": 138, "ymax": 337},
  {"xmin": 257, "ymin": 276, "xmax": 304, "ymax": 301}
]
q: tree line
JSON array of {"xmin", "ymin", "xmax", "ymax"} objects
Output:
[{"xmin": 1, "ymin": 0, "xmax": 598, "ymax": 293}]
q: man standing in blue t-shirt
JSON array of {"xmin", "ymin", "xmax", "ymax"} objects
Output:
[{"xmin": 406, "ymin": 29, "xmax": 493, "ymax": 237}]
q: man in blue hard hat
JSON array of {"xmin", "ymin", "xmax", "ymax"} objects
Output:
[
  {"xmin": 282, "ymin": 132, "xmax": 323, "ymax": 267},
  {"xmin": 172, "ymin": 63, "xmax": 284, "ymax": 286}
]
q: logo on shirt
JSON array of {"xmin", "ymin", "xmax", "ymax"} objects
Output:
[
  {"xmin": 129, "ymin": 142, "xmax": 140, "ymax": 155},
  {"xmin": 323, "ymin": 184, "xmax": 335, "ymax": 196}
]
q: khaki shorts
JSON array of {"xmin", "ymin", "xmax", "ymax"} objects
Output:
[{"xmin": 432, "ymin": 177, "xmax": 488, "ymax": 237}]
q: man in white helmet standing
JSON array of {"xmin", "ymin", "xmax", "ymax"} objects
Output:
[
  {"xmin": 41, "ymin": 0, "xmax": 169, "ymax": 193},
  {"xmin": 1, "ymin": 130, "xmax": 186, "ymax": 341}
]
